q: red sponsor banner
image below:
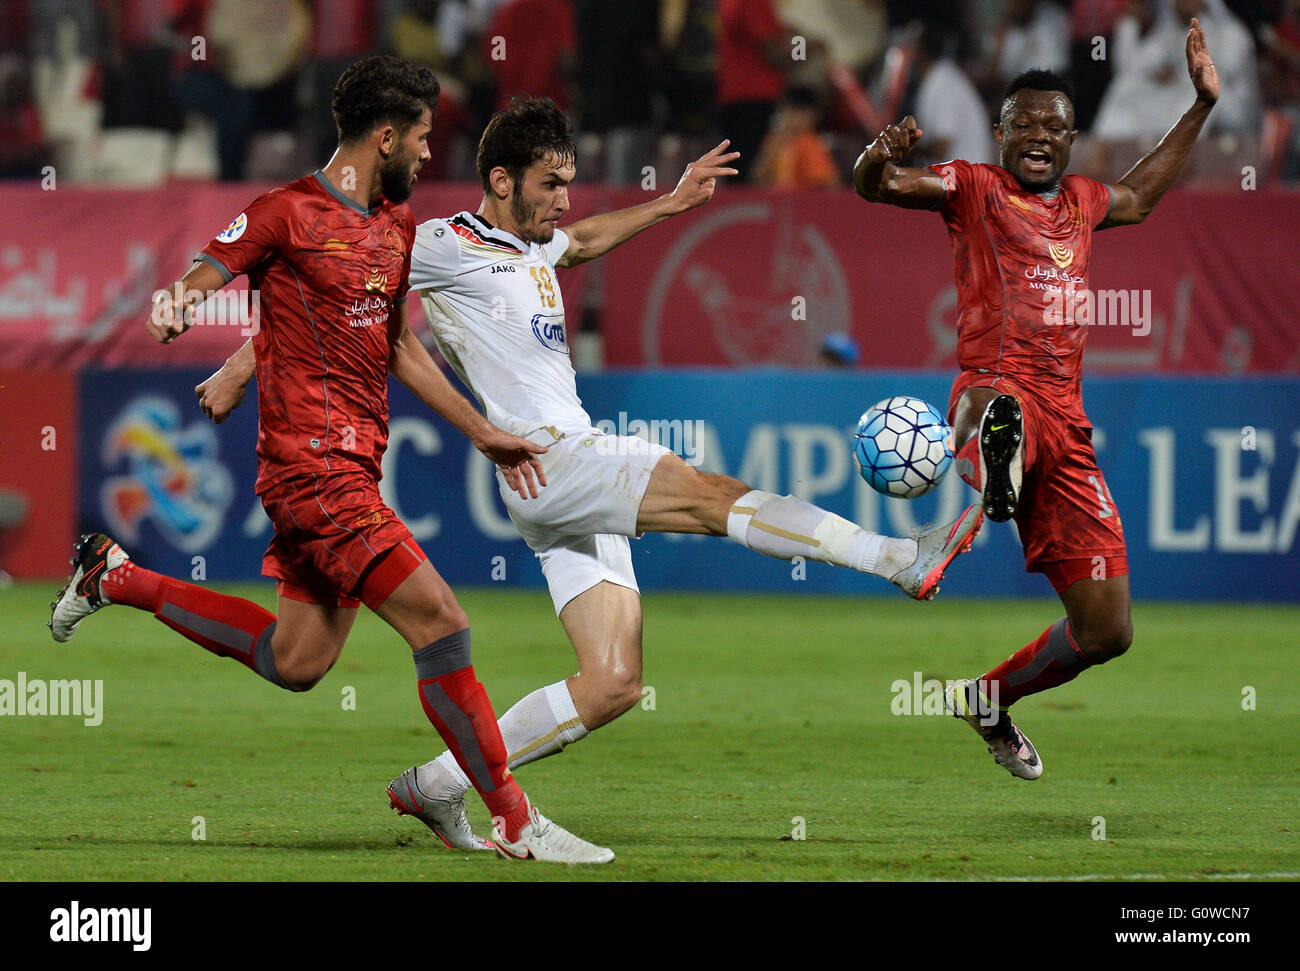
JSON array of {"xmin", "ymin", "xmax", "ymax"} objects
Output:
[
  {"xmin": 2, "ymin": 181, "xmax": 1295, "ymax": 373},
  {"xmin": 0, "ymin": 181, "xmax": 599, "ymax": 369},
  {"xmin": 0, "ymin": 370, "xmax": 77, "ymax": 579},
  {"xmin": 600, "ymin": 186, "xmax": 1300, "ymax": 374}
]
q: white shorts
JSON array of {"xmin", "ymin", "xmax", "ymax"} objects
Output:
[{"xmin": 499, "ymin": 428, "xmax": 671, "ymax": 614}]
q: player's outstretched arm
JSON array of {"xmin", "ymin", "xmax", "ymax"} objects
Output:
[
  {"xmin": 196, "ymin": 338, "xmax": 254, "ymax": 424},
  {"xmin": 387, "ymin": 305, "xmax": 547, "ymax": 499},
  {"xmin": 147, "ymin": 259, "xmax": 228, "ymax": 344},
  {"xmin": 853, "ymin": 116, "xmax": 947, "ymax": 210},
  {"xmin": 555, "ymin": 141, "xmax": 739, "ymax": 267},
  {"xmin": 1101, "ymin": 17, "xmax": 1219, "ymax": 228}
]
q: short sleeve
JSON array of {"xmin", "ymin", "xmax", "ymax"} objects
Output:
[
  {"xmin": 409, "ymin": 218, "xmax": 461, "ymax": 291},
  {"xmin": 196, "ymin": 189, "xmax": 290, "ymax": 283},
  {"xmin": 1076, "ymin": 176, "xmax": 1116, "ymax": 228},
  {"xmin": 925, "ymin": 158, "xmax": 982, "ymax": 228},
  {"xmin": 539, "ymin": 227, "xmax": 571, "ymax": 268}
]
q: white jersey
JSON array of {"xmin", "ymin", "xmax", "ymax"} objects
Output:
[{"xmin": 409, "ymin": 211, "xmax": 592, "ymax": 436}]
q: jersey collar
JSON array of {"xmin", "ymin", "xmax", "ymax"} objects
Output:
[
  {"xmin": 469, "ymin": 211, "xmax": 531, "ymax": 252},
  {"xmin": 314, "ymin": 169, "xmax": 378, "ymax": 216}
]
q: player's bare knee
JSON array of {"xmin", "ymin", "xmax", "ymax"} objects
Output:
[
  {"xmin": 607, "ymin": 670, "xmax": 643, "ymax": 718},
  {"xmin": 433, "ymin": 598, "xmax": 469, "ymax": 634},
  {"xmin": 1079, "ymin": 621, "xmax": 1133, "ymax": 663},
  {"xmin": 276, "ymin": 650, "xmax": 331, "ymax": 692},
  {"xmin": 582, "ymin": 664, "xmax": 641, "ymax": 723},
  {"xmin": 410, "ymin": 593, "xmax": 468, "ymax": 644}
]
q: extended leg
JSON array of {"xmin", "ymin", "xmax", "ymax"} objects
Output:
[
  {"xmin": 49, "ymin": 532, "xmax": 351, "ymax": 691},
  {"xmin": 634, "ymin": 451, "xmax": 981, "ymax": 599}
]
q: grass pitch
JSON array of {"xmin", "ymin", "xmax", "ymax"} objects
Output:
[{"xmin": 1, "ymin": 583, "xmax": 1297, "ymax": 881}]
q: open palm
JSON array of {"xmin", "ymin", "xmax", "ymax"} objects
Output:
[{"xmin": 1186, "ymin": 16, "xmax": 1220, "ymax": 103}]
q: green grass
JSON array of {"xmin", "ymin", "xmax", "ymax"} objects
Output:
[{"xmin": 1, "ymin": 583, "xmax": 1297, "ymax": 881}]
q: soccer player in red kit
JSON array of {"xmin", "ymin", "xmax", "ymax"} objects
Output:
[
  {"xmin": 48, "ymin": 56, "xmax": 612, "ymax": 862},
  {"xmin": 853, "ymin": 22, "xmax": 1221, "ymax": 778}
]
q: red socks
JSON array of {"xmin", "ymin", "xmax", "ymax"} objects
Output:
[
  {"xmin": 955, "ymin": 435, "xmax": 983, "ymax": 492},
  {"xmin": 101, "ymin": 561, "xmax": 283, "ymax": 685},
  {"xmin": 983, "ymin": 618, "xmax": 1093, "ymax": 708},
  {"xmin": 412, "ymin": 632, "xmax": 528, "ymax": 840}
]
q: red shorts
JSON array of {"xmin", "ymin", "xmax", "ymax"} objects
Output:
[
  {"xmin": 949, "ymin": 373, "xmax": 1128, "ymax": 590},
  {"xmin": 260, "ymin": 471, "xmax": 423, "ymax": 609}
]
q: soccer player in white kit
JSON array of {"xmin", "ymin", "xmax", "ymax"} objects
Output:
[
  {"xmin": 391, "ymin": 99, "xmax": 984, "ymax": 850},
  {"xmin": 198, "ymin": 98, "xmax": 983, "ymax": 853}
]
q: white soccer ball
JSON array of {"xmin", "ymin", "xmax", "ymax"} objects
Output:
[{"xmin": 853, "ymin": 396, "xmax": 955, "ymax": 499}]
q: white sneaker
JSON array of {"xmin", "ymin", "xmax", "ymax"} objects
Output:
[
  {"xmin": 890, "ymin": 504, "xmax": 983, "ymax": 600},
  {"xmin": 493, "ymin": 796, "xmax": 615, "ymax": 864},
  {"xmin": 49, "ymin": 533, "xmax": 128, "ymax": 643},
  {"xmin": 945, "ymin": 679, "xmax": 1043, "ymax": 780},
  {"xmin": 387, "ymin": 766, "xmax": 493, "ymax": 851}
]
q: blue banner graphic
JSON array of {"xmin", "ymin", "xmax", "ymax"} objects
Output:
[{"xmin": 80, "ymin": 369, "xmax": 1300, "ymax": 602}]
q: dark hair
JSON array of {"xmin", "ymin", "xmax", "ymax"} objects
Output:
[
  {"xmin": 332, "ymin": 56, "xmax": 440, "ymax": 145},
  {"xmin": 476, "ymin": 97, "xmax": 576, "ymax": 190},
  {"xmin": 1000, "ymin": 68, "xmax": 1075, "ymax": 122}
]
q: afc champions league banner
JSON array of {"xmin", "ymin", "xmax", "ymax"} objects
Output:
[{"xmin": 78, "ymin": 368, "xmax": 1300, "ymax": 602}]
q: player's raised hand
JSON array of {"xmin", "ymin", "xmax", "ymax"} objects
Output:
[
  {"xmin": 667, "ymin": 140, "xmax": 740, "ymax": 212},
  {"xmin": 867, "ymin": 116, "xmax": 923, "ymax": 165},
  {"xmin": 1186, "ymin": 17, "xmax": 1220, "ymax": 105},
  {"xmin": 195, "ymin": 365, "xmax": 247, "ymax": 424},
  {"xmin": 475, "ymin": 428, "xmax": 549, "ymax": 499}
]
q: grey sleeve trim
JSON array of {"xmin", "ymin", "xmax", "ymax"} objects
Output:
[{"xmin": 195, "ymin": 252, "xmax": 234, "ymax": 284}]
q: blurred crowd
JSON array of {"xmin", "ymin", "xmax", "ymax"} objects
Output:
[{"xmin": 2, "ymin": 0, "xmax": 1298, "ymax": 185}]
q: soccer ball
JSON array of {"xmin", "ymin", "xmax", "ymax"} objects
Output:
[{"xmin": 853, "ymin": 396, "xmax": 954, "ymax": 499}]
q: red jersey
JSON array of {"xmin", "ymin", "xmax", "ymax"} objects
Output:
[
  {"xmin": 926, "ymin": 159, "xmax": 1113, "ymax": 400},
  {"xmin": 198, "ymin": 171, "xmax": 414, "ymax": 494}
]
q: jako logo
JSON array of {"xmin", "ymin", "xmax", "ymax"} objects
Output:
[
  {"xmin": 50, "ymin": 901, "xmax": 151, "ymax": 951},
  {"xmin": 531, "ymin": 313, "xmax": 567, "ymax": 353}
]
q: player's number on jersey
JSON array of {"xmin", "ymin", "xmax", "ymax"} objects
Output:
[
  {"xmin": 530, "ymin": 266, "xmax": 557, "ymax": 308},
  {"xmin": 1088, "ymin": 475, "xmax": 1114, "ymax": 519}
]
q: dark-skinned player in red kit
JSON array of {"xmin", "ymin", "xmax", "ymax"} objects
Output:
[{"xmin": 853, "ymin": 20, "xmax": 1220, "ymax": 778}]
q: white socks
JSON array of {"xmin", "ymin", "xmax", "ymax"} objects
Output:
[
  {"xmin": 726, "ymin": 490, "xmax": 916, "ymax": 578},
  {"xmin": 418, "ymin": 680, "xmax": 589, "ymax": 795}
]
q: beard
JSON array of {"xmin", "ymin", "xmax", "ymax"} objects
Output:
[
  {"xmin": 510, "ymin": 180, "xmax": 552, "ymax": 242},
  {"xmin": 379, "ymin": 149, "xmax": 415, "ymax": 204}
]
